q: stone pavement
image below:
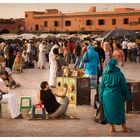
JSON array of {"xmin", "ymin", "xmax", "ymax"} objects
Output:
[{"xmin": 0, "ymin": 62, "xmax": 140, "ymax": 137}]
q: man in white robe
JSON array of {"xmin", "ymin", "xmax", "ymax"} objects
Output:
[
  {"xmin": 0, "ymin": 73, "xmax": 22, "ymax": 119},
  {"xmin": 37, "ymin": 41, "xmax": 47, "ymax": 69},
  {"xmin": 48, "ymin": 44, "xmax": 60, "ymax": 87}
]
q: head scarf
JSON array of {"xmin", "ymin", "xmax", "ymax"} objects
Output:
[
  {"xmin": 104, "ymin": 58, "xmax": 119, "ymax": 73},
  {"xmin": 50, "ymin": 44, "xmax": 59, "ymax": 53},
  {"xmin": 49, "ymin": 44, "xmax": 59, "ymax": 61},
  {"xmin": 87, "ymin": 45, "xmax": 95, "ymax": 58}
]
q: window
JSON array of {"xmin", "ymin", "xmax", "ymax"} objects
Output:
[
  {"xmin": 112, "ymin": 19, "xmax": 116, "ymax": 25},
  {"xmin": 44, "ymin": 21, "xmax": 48, "ymax": 27},
  {"xmin": 86, "ymin": 20, "xmax": 93, "ymax": 26},
  {"xmin": 65, "ymin": 20, "xmax": 71, "ymax": 26},
  {"xmin": 98, "ymin": 19, "xmax": 105, "ymax": 25},
  {"xmin": 123, "ymin": 18, "xmax": 129, "ymax": 24},
  {"xmin": 35, "ymin": 25, "xmax": 39, "ymax": 30},
  {"xmin": 54, "ymin": 21, "xmax": 59, "ymax": 27}
]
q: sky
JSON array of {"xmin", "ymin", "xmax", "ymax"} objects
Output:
[{"xmin": 0, "ymin": 3, "xmax": 140, "ymax": 18}]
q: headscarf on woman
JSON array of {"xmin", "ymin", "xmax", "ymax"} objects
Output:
[
  {"xmin": 49, "ymin": 44, "xmax": 59, "ymax": 64},
  {"xmin": 103, "ymin": 58, "xmax": 119, "ymax": 73},
  {"xmin": 99, "ymin": 58, "xmax": 132, "ymax": 125},
  {"xmin": 81, "ymin": 45, "xmax": 100, "ymax": 75},
  {"xmin": 80, "ymin": 45, "xmax": 100, "ymax": 88}
]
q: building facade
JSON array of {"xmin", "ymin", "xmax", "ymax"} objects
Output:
[
  {"xmin": 0, "ymin": 18, "xmax": 24, "ymax": 34},
  {"xmin": 25, "ymin": 6, "xmax": 140, "ymax": 33}
]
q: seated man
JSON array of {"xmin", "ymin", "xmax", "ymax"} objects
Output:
[
  {"xmin": 0, "ymin": 62, "xmax": 20, "ymax": 89},
  {"xmin": 38, "ymin": 81, "xmax": 69, "ymax": 118},
  {"xmin": 3, "ymin": 71, "xmax": 20, "ymax": 89},
  {"xmin": 0, "ymin": 72, "xmax": 22, "ymax": 119}
]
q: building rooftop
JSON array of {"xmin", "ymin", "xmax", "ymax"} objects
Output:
[{"xmin": 26, "ymin": 6, "xmax": 140, "ymax": 18}]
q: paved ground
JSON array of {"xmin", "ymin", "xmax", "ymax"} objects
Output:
[{"xmin": 0, "ymin": 62, "xmax": 140, "ymax": 137}]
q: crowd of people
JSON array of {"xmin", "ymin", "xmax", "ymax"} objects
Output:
[
  {"xmin": 0, "ymin": 37, "xmax": 139, "ymax": 73},
  {"xmin": 0, "ymin": 36, "xmax": 139, "ymax": 132}
]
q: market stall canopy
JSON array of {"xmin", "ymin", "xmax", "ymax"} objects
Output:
[
  {"xmin": 17, "ymin": 33, "xmax": 38, "ymax": 40},
  {"xmin": 68, "ymin": 34, "xmax": 80, "ymax": 39},
  {"xmin": 95, "ymin": 37, "xmax": 104, "ymax": 41},
  {"xmin": 99, "ymin": 28, "xmax": 138, "ymax": 40},
  {"xmin": 78, "ymin": 34, "xmax": 91, "ymax": 40},
  {"xmin": 56, "ymin": 34, "xmax": 69, "ymax": 39},
  {"xmin": 0, "ymin": 34, "xmax": 18, "ymax": 40},
  {"xmin": 39, "ymin": 33, "xmax": 56, "ymax": 39},
  {"xmin": 90, "ymin": 34, "xmax": 98, "ymax": 39}
]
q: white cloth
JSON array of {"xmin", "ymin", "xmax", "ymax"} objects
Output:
[
  {"xmin": 49, "ymin": 56, "xmax": 57, "ymax": 86},
  {"xmin": 122, "ymin": 40, "xmax": 128, "ymax": 49},
  {"xmin": 26, "ymin": 43, "xmax": 31, "ymax": 53},
  {"xmin": 37, "ymin": 43, "xmax": 47, "ymax": 68},
  {"xmin": 0, "ymin": 93, "xmax": 20, "ymax": 118},
  {"xmin": 48, "ymin": 44, "xmax": 59, "ymax": 86},
  {"xmin": 0, "ymin": 78, "xmax": 20, "ymax": 118},
  {"xmin": 49, "ymin": 44, "xmax": 59, "ymax": 64}
]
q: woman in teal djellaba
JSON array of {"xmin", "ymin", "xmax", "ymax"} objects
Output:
[
  {"xmin": 80, "ymin": 44, "xmax": 100, "ymax": 88},
  {"xmin": 99, "ymin": 58, "xmax": 132, "ymax": 133}
]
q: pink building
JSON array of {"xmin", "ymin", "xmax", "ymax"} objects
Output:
[{"xmin": 25, "ymin": 6, "xmax": 140, "ymax": 33}]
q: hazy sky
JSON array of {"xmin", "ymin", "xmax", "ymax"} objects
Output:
[{"xmin": 0, "ymin": 3, "xmax": 140, "ymax": 18}]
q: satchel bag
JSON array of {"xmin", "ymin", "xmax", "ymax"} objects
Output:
[
  {"xmin": 84, "ymin": 53, "xmax": 89, "ymax": 63},
  {"xmin": 94, "ymin": 103, "xmax": 107, "ymax": 125}
]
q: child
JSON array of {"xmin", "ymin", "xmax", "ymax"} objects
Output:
[{"xmin": 38, "ymin": 81, "xmax": 69, "ymax": 118}]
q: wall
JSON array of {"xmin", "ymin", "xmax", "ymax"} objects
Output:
[
  {"xmin": 0, "ymin": 19, "xmax": 24, "ymax": 34},
  {"xmin": 25, "ymin": 7, "xmax": 140, "ymax": 33}
]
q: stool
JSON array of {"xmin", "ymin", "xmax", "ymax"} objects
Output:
[
  {"xmin": 20, "ymin": 96, "xmax": 32, "ymax": 111},
  {"xmin": 0, "ymin": 104, "xmax": 2, "ymax": 118},
  {"xmin": 31, "ymin": 104, "xmax": 46, "ymax": 120}
]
